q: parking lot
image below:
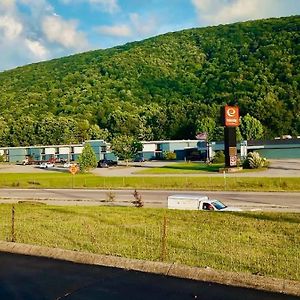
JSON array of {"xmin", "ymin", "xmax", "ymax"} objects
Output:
[
  {"xmin": 92, "ymin": 159, "xmax": 300, "ymax": 177},
  {"xmin": 0, "ymin": 159, "xmax": 299, "ymax": 177}
]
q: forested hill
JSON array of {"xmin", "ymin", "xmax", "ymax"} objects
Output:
[{"xmin": 0, "ymin": 16, "xmax": 299, "ymax": 147}]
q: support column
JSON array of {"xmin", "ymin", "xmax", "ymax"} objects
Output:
[{"xmin": 224, "ymin": 127, "xmax": 237, "ymax": 168}]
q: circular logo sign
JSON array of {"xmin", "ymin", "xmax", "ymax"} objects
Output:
[
  {"xmin": 224, "ymin": 106, "xmax": 240, "ymax": 127},
  {"xmin": 226, "ymin": 108, "xmax": 236, "ymax": 117}
]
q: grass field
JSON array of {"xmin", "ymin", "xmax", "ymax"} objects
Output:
[
  {"xmin": 135, "ymin": 162, "xmax": 267, "ymax": 174},
  {"xmin": 0, "ymin": 172, "xmax": 299, "ymax": 191},
  {"xmin": 135, "ymin": 162, "xmax": 224, "ymax": 174},
  {"xmin": 0, "ymin": 203, "xmax": 299, "ymax": 281}
]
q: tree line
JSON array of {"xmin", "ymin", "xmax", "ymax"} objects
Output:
[{"xmin": 0, "ymin": 16, "xmax": 299, "ymax": 147}]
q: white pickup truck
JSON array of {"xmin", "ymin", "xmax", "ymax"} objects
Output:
[{"xmin": 167, "ymin": 194, "xmax": 241, "ymax": 211}]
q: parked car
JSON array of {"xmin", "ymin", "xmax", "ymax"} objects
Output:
[
  {"xmin": 97, "ymin": 159, "xmax": 118, "ymax": 168},
  {"xmin": 39, "ymin": 162, "xmax": 55, "ymax": 169},
  {"xmin": 134, "ymin": 156, "xmax": 145, "ymax": 162},
  {"xmin": 98, "ymin": 161, "xmax": 108, "ymax": 168},
  {"xmin": 63, "ymin": 162, "xmax": 75, "ymax": 168}
]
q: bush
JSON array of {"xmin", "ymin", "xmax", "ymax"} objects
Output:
[
  {"xmin": 163, "ymin": 151, "xmax": 176, "ymax": 160},
  {"xmin": 132, "ymin": 190, "xmax": 144, "ymax": 207},
  {"xmin": 106, "ymin": 191, "xmax": 116, "ymax": 202},
  {"xmin": 243, "ymin": 152, "xmax": 269, "ymax": 169},
  {"xmin": 212, "ymin": 151, "xmax": 225, "ymax": 163}
]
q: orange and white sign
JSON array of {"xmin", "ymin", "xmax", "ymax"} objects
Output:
[
  {"xmin": 230, "ymin": 156, "xmax": 237, "ymax": 166},
  {"xmin": 225, "ymin": 106, "xmax": 240, "ymax": 127},
  {"xmin": 69, "ymin": 164, "xmax": 79, "ymax": 175}
]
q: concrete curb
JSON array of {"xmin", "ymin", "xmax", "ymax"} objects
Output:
[{"xmin": 0, "ymin": 241, "xmax": 299, "ymax": 297}]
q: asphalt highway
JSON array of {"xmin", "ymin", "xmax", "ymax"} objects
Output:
[
  {"xmin": 0, "ymin": 189, "xmax": 299, "ymax": 211},
  {"xmin": 0, "ymin": 252, "xmax": 298, "ymax": 300}
]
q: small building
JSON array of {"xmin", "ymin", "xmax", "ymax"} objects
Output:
[
  {"xmin": 247, "ymin": 139, "xmax": 300, "ymax": 159},
  {"xmin": 200, "ymin": 139, "xmax": 300, "ymax": 160},
  {"xmin": 138, "ymin": 140, "xmax": 201, "ymax": 161}
]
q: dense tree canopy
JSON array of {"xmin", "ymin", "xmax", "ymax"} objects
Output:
[
  {"xmin": 0, "ymin": 16, "xmax": 299, "ymax": 147},
  {"xmin": 111, "ymin": 135, "xmax": 142, "ymax": 161}
]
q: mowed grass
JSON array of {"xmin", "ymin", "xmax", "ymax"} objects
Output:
[
  {"xmin": 0, "ymin": 172, "xmax": 299, "ymax": 191},
  {"xmin": 135, "ymin": 162, "xmax": 223, "ymax": 174},
  {"xmin": 0, "ymin": 203, "xmax": 299, "ymax": 281}
]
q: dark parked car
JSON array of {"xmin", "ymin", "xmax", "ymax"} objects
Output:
[
  {"xmin": 134, "ymin": 156, "xmax": 145, "ymax": 162},
  {"xmin": 97, "ymin": 159, "xmax": 118, "ymax": 168}
]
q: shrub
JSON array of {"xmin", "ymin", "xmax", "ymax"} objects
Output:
[
  {"xmin": 243, "ymin": 152, "xmax": 268, "ymax": 169},
  {"xmin": 106, "ymin": 191, "xmax": 116, "ymax": 202},
  {"xmin": 163, "ymin": 151, "xmax": 176, "ymax": 160},
  {"xmin": 132, "ymin": 190, "xmax": 144, "ymax": 207},
  {"xmin": 212, "ymin": 151, "xmax": 225, "ymax": 163}
]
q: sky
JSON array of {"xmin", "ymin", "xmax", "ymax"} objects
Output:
[{"xmin": 0, "ymin": 0, "xmax": 299, "ymax": 71}]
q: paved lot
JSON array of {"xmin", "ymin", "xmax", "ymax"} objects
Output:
[
  {"xmin": 92, "ymin": 159, "xmax": 300, "ymax": 177},
  {"xmin": 1, "ymin": 159, "xmax": 300, "ymax": 177},
  {"xmin": 0, "ymin": 252, "xmax": 298, "ymax": 300}
]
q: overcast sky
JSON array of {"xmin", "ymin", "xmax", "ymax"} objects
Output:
[{"xmin": 0, "ymin": 0, "xmax": 299, "ymax": 71}]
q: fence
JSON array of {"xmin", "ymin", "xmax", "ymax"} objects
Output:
[
  {"xmin": 0, "ymin": 204, "xmax": 299, "ymax": 282},
  {"xmin": 0, "ymin": 174, "xmax": 300, "ymax": 192}
]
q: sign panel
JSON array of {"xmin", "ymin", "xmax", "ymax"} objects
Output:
[
  {"xmin": 225, "ymin": 106, "xmax": 240, "ymax": 127},
  {"xmin": 229, "ymin": 146, "xmax": 237, "ymax": 156},
  {"xmin": 230, "ymin": 156, "xmax": 237, "ymax": 167},
  {"xmin": 69, "ymin": 164, "xmax": 79, "ymax": 175}
]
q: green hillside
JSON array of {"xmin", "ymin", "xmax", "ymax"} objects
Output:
[{"xmin": 0, "ymin": 16, "xmax": 299, "ymax": 147}]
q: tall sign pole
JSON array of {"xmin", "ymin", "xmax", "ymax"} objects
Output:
[{"xmin": 222, "ymin": 105, "xmax": 240, "ymax": 168}]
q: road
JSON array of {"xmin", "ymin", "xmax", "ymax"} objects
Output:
[
  {"xmin": 0, "ymin": 189, "xmax": 299, "ymax": 211},
  {"xmin": 0, "ymin": 252, "xmax": 298, "ymax": 300}
]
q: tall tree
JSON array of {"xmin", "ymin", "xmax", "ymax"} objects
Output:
[
  {"xmin": 77, "ymin": 143, "xmax": 97, "ymax": 172},
  {"xmin": 196, "ymin": 117, "xmax": 216, "ymax": 141},
  {"xmin": 111, "ymin": 135, "xmax": 143, "ymax": 162},
  {"xmin": 240, "ymin": 113, "xmax": 264, "ymax": 141}
]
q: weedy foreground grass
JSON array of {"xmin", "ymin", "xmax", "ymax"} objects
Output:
[{"xmin": 0, "ymin": 204, "xmax": 299, "ymax": 281}]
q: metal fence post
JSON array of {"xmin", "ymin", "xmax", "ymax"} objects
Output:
[
  {"xmin": 161, "ymin": 215, "xmax": 168, "ymax": 261},
  {"xmin": 11, "ymin": 205, "xmax": 16, "ymax": 242}
]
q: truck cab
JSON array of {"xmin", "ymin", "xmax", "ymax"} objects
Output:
[{"xmin": 199, "ymin": 200, "xmax": 227, "ymax": 211}]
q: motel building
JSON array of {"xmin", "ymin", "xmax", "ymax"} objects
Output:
[
  {"xmin": 0, "ymin": 138, "xmax": 299, "ymax": 164},
  {"xmin": 0, "ymin": 140, "xmax": 114, "ymax": 163}
]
